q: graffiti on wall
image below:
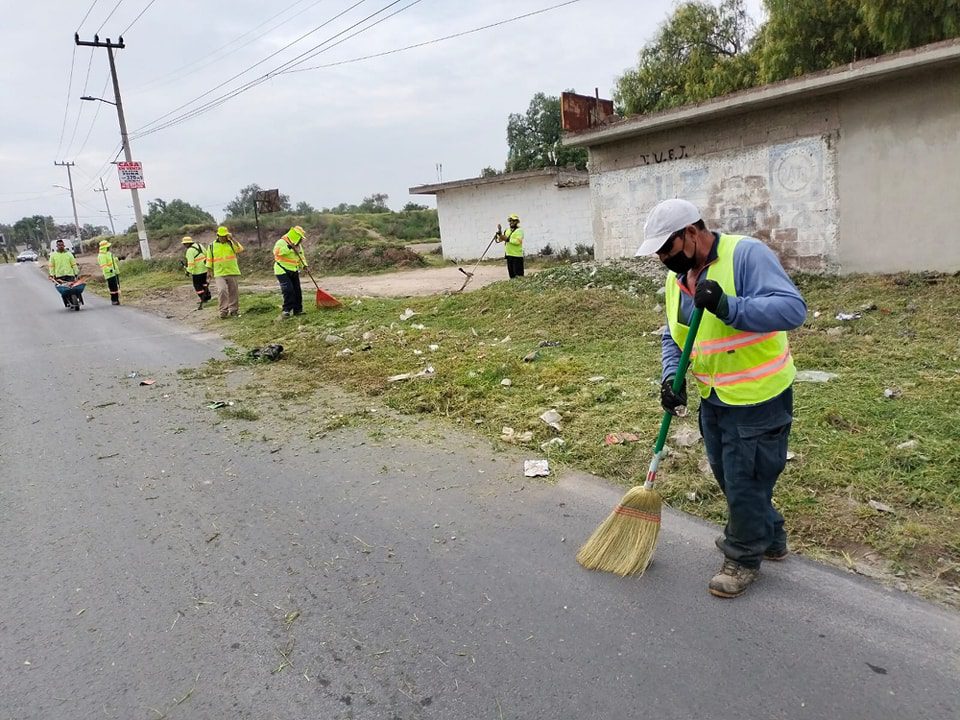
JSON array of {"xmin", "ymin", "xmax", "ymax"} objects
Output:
[{"xmin": 592, "ymin": 136, "xmax": 838, "ymax": 269}]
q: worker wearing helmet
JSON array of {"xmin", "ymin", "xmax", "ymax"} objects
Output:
[
  {"xmin": 97, "ymin": 239, "xmax": 121, "ymax": 305},
  {"xmin": 182, "ymin": 235, "xmax": 211, "ymax": 309},
  {"xmin": 273, "ymin": 225, "xmax": 308, "ymax": 318},
  {"xmin": 207, "ymin": 225, "xmax": 244, "ymax": 318},
  {"xmin": 495, "ymin": 213, "xmax": 524, "ymax": 278}
]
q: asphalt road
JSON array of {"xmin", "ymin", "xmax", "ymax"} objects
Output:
[{"xmin": 2, "ymin": 262, "xmax": 958, "ymax": 720}]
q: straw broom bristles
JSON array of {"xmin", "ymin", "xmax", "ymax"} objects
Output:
[{"xmin": 576, "ymin": 485, "xmax": 662, "ymax": 576}]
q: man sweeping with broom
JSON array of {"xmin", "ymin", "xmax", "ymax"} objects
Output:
[{"xmin": 579, "ymin": 198, "xmax": 805, "ymax": 598}]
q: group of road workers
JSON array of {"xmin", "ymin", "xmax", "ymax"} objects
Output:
[{"xmin": 56, "ymin": 213, "xmax": 526, "ymax": 318}]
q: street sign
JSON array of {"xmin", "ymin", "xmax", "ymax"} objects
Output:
[{"xmin": 117, "ymin": 161, "xmax": 145, "ymax": 189}]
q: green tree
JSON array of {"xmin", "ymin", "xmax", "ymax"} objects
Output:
[
  {"xmin": 358, "ymin": 193, "xmax": 391, "ymax": 213},
  {"xmin": 224, "ymin": 184, "xmax": 291, "ymax": 218},
  {"xmin": 11, "ymin": 215, "xmax": 55, "ymax": 249},
  {"xmin": 294, "ymin": 201, "xmax": 317, "ymax": 214},
  {"xmin": 860, "ymin": 0, "xmax": 960, "ymax": 51},
  {"xmin": 402, "ymin": 202, "xmax": 429, "ymax": 211},
  {"xmin": 80, "ymin": 223, "xmax": 109, "ymax": 240},
  {"xmin": 479, "ymin": 166, "xmax": 502, "ymax": 178},
  {"xmin": 614, "ymin": 0, "xmax": 757, "ymax": 115},
  {"xmin": 755, "ymin": 0, "xmax": 882, "ymax": 82},
  {"xmin": 143, "ymin": 198, "xmax": 215, "ymax": 232},
  {"xmin": 505, "ymin": 92, "xmax": 588, "ymax": 172}
]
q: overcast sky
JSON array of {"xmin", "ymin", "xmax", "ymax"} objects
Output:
[{"xmin": 0, "ymin": 0, "xmax": 763, "ymax": 228}]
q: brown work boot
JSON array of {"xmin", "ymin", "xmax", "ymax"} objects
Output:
[
  {"xmin": 708, "ymin": 559, "xmax": 759, "ymax": 598},
  {"xmin": 714, "ymin": 535, "xmax": 788, "ymax": 561}
]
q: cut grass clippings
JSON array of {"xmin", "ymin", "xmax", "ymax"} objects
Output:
[{"xmin": 149, "ymin": 263, "xmax": 960, "ymax": 603}]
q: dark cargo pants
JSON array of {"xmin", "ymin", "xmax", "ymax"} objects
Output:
[{"xmin": 699, "ymin": 386, "xmax": 793, "ymax": 569}]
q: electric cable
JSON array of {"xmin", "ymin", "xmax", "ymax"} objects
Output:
[
  {"xmin": 55, "ymin": 45, "xmax": 79, "ymax": 158},
  {"xmin": 95, "ymin": 0, "xmax": 126, "ymax": 35},
  {"xmin": 76, "ymin": 0, "xmax": 102, "ymax": 32},
  {"xmin": 120, "ymin": 0, "xmax": 159, "ymax": 36}
]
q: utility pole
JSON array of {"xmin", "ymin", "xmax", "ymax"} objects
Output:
[
  {"xmin": 94, "ymin": 177, "xmax": 117, "ymax": 235},
  {"xmin": 54, "ymin": 161, "xmax": 82, "ymax": 253},
  {"xmin": 75, "ymin": 34, "xmax": 151, "ymax": 259}
]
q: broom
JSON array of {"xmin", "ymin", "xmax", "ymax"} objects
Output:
[{"xmin": 576, "ymin": 307, "xmax": 704, "ymax": 576}]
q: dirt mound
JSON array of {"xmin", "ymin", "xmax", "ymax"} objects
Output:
[{"xmin": 315, "ymin": 244, "xmax": 425, "ymax": 274}]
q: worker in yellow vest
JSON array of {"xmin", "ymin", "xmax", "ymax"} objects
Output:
[
  {"xmin": 97, "ymin": 239, "xmax": 121, "ymax": 305},
  {"xmin": 495, "ymin": 213, "xmax": 524, "ymax": 278},
  {"xmin": 206, "ymin": 225, "xmax": 244, "ymax": 318},
  {"xmin": 273, "ymin": 225, "xmax": 308, "ymax": 318},
  {"xmin": 636, "ymin": 198, "xmax": 806, "ymax": 599},
  {"xmin": 48, "ymin": 239, "xmax": 81, "ymax": 308},
  {"xmin": 182, "ymin": 235, "xmax": 212, "ymax": 309}
]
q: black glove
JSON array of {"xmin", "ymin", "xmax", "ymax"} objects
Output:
[
  {"xmin": 694, "ymin": 279, "xmax": 728, "ymax": 316},
  {"xmin": 660, "ymin": 375, "xmax": 687, "ymax": 416}
]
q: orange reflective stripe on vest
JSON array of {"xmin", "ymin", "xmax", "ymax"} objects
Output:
[
  {"xmin": 691, "ymin": 331, "xmax": 778, "ymax": 357},
  {"xmin": 693, "ymin": 348, "xmax": 793, "ymax": 387}
]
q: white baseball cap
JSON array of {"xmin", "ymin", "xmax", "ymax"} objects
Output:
[{"xmin": 635, "ymin": 198, "xmax": 702, "ymax": 256}]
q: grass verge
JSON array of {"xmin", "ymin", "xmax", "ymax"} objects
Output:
[{"xmin": 139, "ymin": 263, "xmax": 960, "ymax": 603}]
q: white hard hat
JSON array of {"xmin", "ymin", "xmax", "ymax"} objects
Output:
[{"xmin": 636, "ymin": 198, "xmax": 702, "ymax": 256}]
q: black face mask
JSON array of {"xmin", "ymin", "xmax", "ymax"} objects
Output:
[{"xmin": 663, "ymin": 236, "xmax": 695, "ymax": 275}]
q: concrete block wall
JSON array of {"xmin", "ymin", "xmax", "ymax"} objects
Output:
[
  {"xmin": 436, "ymin": 176, "xmax": 593, "ymax": 260},
  {"xmin": 587, "ymin": 98, "xmax": 841, "ymax": 270}
]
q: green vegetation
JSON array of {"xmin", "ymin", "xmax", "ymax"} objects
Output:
[
  {"xmin": 142, "ymin": 198, "xmax": 215, "ymax": 233},
  {"xmin": 615, "ymin": 0, "xmax": 960, "ymax": 115},
  {"xmin": 177, "ymin": 266, "xmax": 960, "ymax": 602},
  {"xmin": 506, "ymin": 92, "xmax": 589, "ymax": 172}
]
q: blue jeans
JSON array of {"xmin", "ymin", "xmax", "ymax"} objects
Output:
[{"xmin": 699, "ymin": 387, "xmax": 793, "ymax": 568}]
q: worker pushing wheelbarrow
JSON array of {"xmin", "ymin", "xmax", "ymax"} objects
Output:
[{"xmin": 48, "ymin": 239, "xmax": 86, "ymax": 311}]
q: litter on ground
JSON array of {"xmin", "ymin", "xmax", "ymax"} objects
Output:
[
  {"xmin": 539, "ymin": 409, "xmax": 563, "ymax": 432},
  {"xmin": 795, "ymin": 370, "xmax": 839, "ymax": 383},
  {"xmin": 523, "ymin": 459, "xmax": 550, "ymax": 477},
  {"xmin": 387, "ymin": 366, "xmax": 435, "ymax": 383},
  {"xmin": 604, "ymin": 432, "xmax": 639, "ymax": 446}
]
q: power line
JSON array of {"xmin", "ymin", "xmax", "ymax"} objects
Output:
[
  {"xmin": 285, "ymin": 0, "xmax": 584, "ymax": 74},
  {"xmin": 75, "ymin": 74, "xmax": 112, "ymax": 159},
  {"xmin": 135, "ymin": 0, "xmax": 323, "ymax": 93},
  {"xmin": 55, "ymin": 45, "xmax": 79, "ymax": 158},
  {"xmin": 132, "ymin": 0, "xmax": 372, "ymax": 136},
  {"xmin": 76, "ymin": 0, "xmax": 102, "ymax": 32},
  {"xmin": 132, "ymin": 0, "xmax": 419, "ymax": 140},
  {"xmin": 95, "ymin": 0, "xmax": 125, "ymax": 35},
  {"xmin": 64, "ymin": 49, "xmax": 97, "ymax": 158},
  {"xmin": 120, "ymin": 0, "xmax": 159, "ymax": 36}
]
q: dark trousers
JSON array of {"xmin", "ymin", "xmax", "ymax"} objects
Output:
[
  {"xmin": 191, "ymin": 273, "xmax": 211, "ymax": 302},
  {"xmin": 506, "ymin": 255, "xmax": 524, "ymax": 278},
  {"xmin": 106, "ymin": 275, "xmax": 120, "ymax": 304},
  {"xmin": 699, "ymin": 386, "xmax": 793, "ymax": 568},
  {"xmin": 277, "ymin": 270, "xmax": 303, "ymax": 314}
]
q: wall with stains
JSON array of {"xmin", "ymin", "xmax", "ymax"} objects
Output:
[{"xmin": 587, "ymin": 98, "xmax": 841, "ymax": 270}]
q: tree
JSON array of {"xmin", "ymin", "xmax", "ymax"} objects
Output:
[
  {"xmin": 143, "ymin": 198, "xmax": 215, "ymax": 232},
  {"xmin": 80, "ymin": 223, "xmax": 109, "ymax": 240},
  {"xmin": 402, "ymin": 202, "xmax": 429, "ymax": 211},
  {"xmin": 224, "ymin": 183, "xmax": 291, "ymax": 218},
  {"xmin": 11, "ymin": 215, "xmax": 55, "ymax": 249},
  {"xmin": 754, "ymin": 0, "xmax": 883, "ymax": 82},
  {"xmin": 859, "ymin": 0, "xmax": 960, "ymax": 51},
  {"xmin": 614, "ymin": 0, "xmax": 757, "ymax": 115},
  {"xmin": 506, "ymin": 92, "xmax": 588, "ymax": 172},
  {"xmin": 357, "ymin": 193, "xmax": 391, "ymax": 213},
  {"xmin": 295, "ymin": 201, "xmax": 317, "ymax": 214},
  {"xmin": 479, "ymin": 166, "xmax": 502, "ymax": 178}
]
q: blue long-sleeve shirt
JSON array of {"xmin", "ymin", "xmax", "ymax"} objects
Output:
[{"xmin": 661, "ymin": 234, "xmax": 807, "ymax": 395}]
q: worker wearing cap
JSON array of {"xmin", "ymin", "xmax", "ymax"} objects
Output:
[
  {"xmin": 96, "ymin": 239, "xmax": 121, "ymax": 305},
  {"xmin": 207, "ymin": 225, "xmax": 244, "ymax": 318},
  {"xmin": 182, "ymin": 236, "xmax": 212, "ymax": 309},
  {"xmin": 495, "ymin": 213, "xmax": 524, "ymax": 278},
  {"xmin": 638, "ymin": 198, "xmax": 806, "ymax": 599},
  {"xmin": 273, "ymin": 225, "xmax": 308, "ymax": 318}
]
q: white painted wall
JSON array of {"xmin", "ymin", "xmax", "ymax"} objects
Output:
[{"xmin": 435, "ymin": 176, "xmax": 592, "ymax": 260}]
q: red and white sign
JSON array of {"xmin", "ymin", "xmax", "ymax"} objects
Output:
[{"xmin": 117, "ymin": 161, "xmax": 145, "ymax": 189}]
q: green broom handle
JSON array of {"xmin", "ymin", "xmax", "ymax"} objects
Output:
[{"xmin": 652, "ymin": 307, "xmax": 704, "ymax": 455}]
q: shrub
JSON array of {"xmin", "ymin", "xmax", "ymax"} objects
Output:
[
  {"xmin": 574, "ymin": 243, "xmax": 595, "ymax": 258},
  {"xmin": 539, "ymin": 244, "xmax": 554, "ymax": 256},
  {"xmin": 557, "ymin": 247, "xmax": 572, "ymax": 261}
]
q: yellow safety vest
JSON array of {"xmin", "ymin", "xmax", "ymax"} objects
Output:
[
  {"xmin": 97, "ymin": 251, "xmax": 118, "ymax": 279},
  {"xmin": 184, "ymin": 244, "xmax": 208, "ymax": 275},
  {"xmin": 273, "ymin": 236, "xmax": 306, "ymax": 275},
  {"xmin": 49, "ymin": 250, "xmax": 79, "ymax": 277},
  {"xmin": 207, "ymin": 238, "xmax": 243, "ymax": 277},
  {"xmin": 665, "ymin": 234, "xmax": 795, "ymax": 405},
  {"xmin": 504, "ymin": 227, "xmax": 524, "ymax": 257}
]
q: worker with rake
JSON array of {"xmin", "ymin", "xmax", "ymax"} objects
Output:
[
  {"xmin": 273, "ymin": 225, "xmax": 308, "ymax": 318},
  {"xmin": 642, "ymin": 198, "xmax": 805, "ymax": 597}
]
